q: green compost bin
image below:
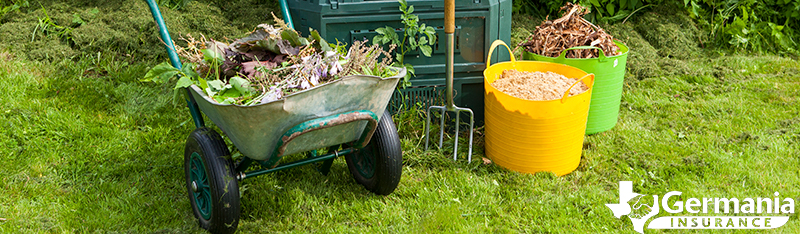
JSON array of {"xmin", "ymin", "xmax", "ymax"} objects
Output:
[
  {"xmin": 522, "ymin": 41, "xmax": 629, "ymax": 134},
  {"xmin": 286, "ymin": 0, "xmax": 513, "ymax": 124}
]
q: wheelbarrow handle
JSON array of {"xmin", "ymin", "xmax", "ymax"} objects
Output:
[
  {"xmin": 145, "ymin": 0, "xmax": 182, "ymax": 70},
  {"xmin": 278, "ymin": 0, "xmax": 294, "ymax": 30},
  {"xmin": 145, "ymin": 0, "xmax": 206, "ymax": 129}
]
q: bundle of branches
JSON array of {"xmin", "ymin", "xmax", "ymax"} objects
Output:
[
  {"xmin": 144, "ymin": 15, "xmax": 396, "ymax": 106},
  {"xmin": 519, "ymin": 3, "xmax": 621, "ymax": 59}
]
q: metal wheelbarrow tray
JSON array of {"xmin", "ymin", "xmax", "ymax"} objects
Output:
[
  {"xmin": 189, "ymin": 72, "xmax": 402, "ymax": 166},
  {"xmin": 144, "ymin": 1, "xmax": 405, "ymax": 233}
]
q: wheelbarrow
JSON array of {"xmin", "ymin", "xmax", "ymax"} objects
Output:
[{"xmin": 145, "ymin": 1, "xmax": 404, "ymax": 233}]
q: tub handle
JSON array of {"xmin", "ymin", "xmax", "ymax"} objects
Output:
[
  {"xmin": 558, "ymin": 46, "xmax": 607, "ymax": 62},
  {"xmin": 486, "ymin": 40, "xmax": 516, "ymax": 69},
  {"xmin": 561, "ymin": 73, "xmax": 594, "ymax": 103}
]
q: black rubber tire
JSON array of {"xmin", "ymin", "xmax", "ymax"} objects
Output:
[
  {"xmin": 184, "ymin": 128, "xmax": 240, "ymax": 234},
  {"xmin": 345, "ymin": 110, "xmax": 403, "ymax": 195}
]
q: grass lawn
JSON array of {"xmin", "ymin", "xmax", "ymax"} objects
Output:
[{"xmin": 1, "ymin": 1, "xmax": 799, "ymax": 233}]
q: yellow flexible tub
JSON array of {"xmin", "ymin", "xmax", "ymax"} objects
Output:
[{"xmin": 483, "ymin": 40, "xmax": 594, "ymax": 176}]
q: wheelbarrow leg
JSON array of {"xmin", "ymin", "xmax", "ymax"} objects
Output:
[
  {"xmin": 317, "ymin": 146, "xmax": 339, "ymax": 176},
  {"xmin": 318, "ymin": 157, "xmax": 335, "ymax": 176}
]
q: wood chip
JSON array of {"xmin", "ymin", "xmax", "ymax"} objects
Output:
[
  {"xmin": 519, "ymin": 3, "xmax": 621, "ymax": 59},
  {"xmin": 491, "ymin": 70, "xmax": 588, "ymax": 101},
  {"xmin": 481, "ymin": 157, "xmax": 492, "ymax": 165}
]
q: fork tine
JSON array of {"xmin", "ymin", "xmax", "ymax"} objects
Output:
[{"xmin": 424, "ymin": 106, "xmax": 433, "ymax": 150}]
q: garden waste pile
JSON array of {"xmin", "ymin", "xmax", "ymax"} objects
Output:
[
  {"xmin": 143, "ymin": 16, "xmax": 397, "ymax": 105},
  {"xmin": 519, "ymin": 2, "xmax": 621, "ymax": 58}
]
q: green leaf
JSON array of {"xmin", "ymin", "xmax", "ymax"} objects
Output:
[
  {"xmin": 202, "ymin": 48, "xmax": 224, "ymax": 65},
  {"xmin": 418, "ymin": 37, "xmax": 428, "ymax": 46},
  {"xmin": 425, "ymin": 26, "xmax": 436, "ymax": 35},
  {"xmin": 631, "ymin": 0, "xmax": 642, "ymax": 9},
  {"xmin": 373, "ymin": 35, "xmax": 384, "ymax": 45},
  {"xmin": 419, "ymin": 45, "xmax": 432, "ymax": 57},
  {"xmin": 181, "ymin": 63, "xmax": 199, "ymax": 79},
  {"xmin": 142, "ymin": 62, "xmax": 179, "ymax": 83},
  {"xmin": 229, "ymin": 76, "xmax": 254, "ymax": 96},
  {"xmin": 220, "ymin": 98, "xmax": 237, "ymax": 104},
  {"xmin": 401, "ymin": 79, "xmax": 411, "ymax": 88},
  {"xmin": 280, "ymin": 29, "xmax": 304, "ymax": 47},
  {"xmin": 221, "ymin": 88, "xmax": 242, "ymax": 98},
  {"xmin": 403, "ymin": 63, "xmax": 415, "ymax": 76},
  {"xmin": 426, "ymin": 27, "xmax": 437, "ymax": 45},
  {"xmin": 407, "ymin": 27, "xmax": 417, "ymax": 38},
  {"xmin": 607, "ymin": 4, "xmax": 616, "ymax": 16},
  {"xmin": 198, "ymin": 77, "xmax": 208, "ymax": 90},
  {"xmin": 409, "ymin": 14, "xmax": 419, "ymax": 23},
  {"xmin": 690, "ymin": 1, "xmax": 700, "ymax": 17},
  {"xmin": 590, "ymin": 0, "xmax": 601, "ymax": 8},
  {"xmin": 741, "ymin": 7, "xmax": 749, "ymax": 21},
  {"xmin": 207, "ymin": 79, "xmax": 224, "ymax": 91},
  {"xmin": 620, "ymin": 0, "xmax": 628, "ymax": 10},
  {"xmin": 604, "ymin": 10, "xmax": 630, "ymax": 22},
  {"xmin": 388, "ymin": 30, "xmax": 400, "ymax": 44},
  {"xmin": 213, "ymin": 96, "xmax": 225, "ymax": 103},
  {"xmin": 379, "ymin": 26, "xmax": 398, "ymax": 45},
  {"xmin": 408, "ymin": 5, "xmax": 414, "ymax": 14},
  {"xmin": 409, "ymin": 36, "xmax": 417, "ymax": 48},
  {"xmin": 384, "ymin": 34, "xmax": 393, "ymax": 44},
  {"xmin": 375, "ymin": 27, "xmax": 387, "ymax": 35},
  {"xmin": 175, "ymin": 76, "xmax": 194, "ymax": 89}
]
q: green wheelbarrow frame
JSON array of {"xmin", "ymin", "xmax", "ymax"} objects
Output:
[{"xmin": 145, "ymin": 1, "xmax": 404, "ymax": 233}]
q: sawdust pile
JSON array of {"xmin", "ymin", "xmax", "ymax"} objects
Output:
[
  {"xmin": 492, "ymin": 70, "xmax": 588, "ymax": 101},
  {"xmin": 519, "ymin": 2, "xmax": 621, "ymax": 58}
]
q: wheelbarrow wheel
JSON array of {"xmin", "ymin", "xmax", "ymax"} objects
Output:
[
  {"xmin": 345, "ymin": 110, "xmax": 402, "ymax": 195},
  {"xmin": 184, "ymin": 128, "xmax": 240, "ymax": 234}
]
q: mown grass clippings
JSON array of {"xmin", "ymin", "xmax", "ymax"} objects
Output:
[
  {"xmin": 633, "ymin": 6, "xmax": 707, "ymax": 60},
  {"xmin": 509, "ymin": 14, "xmax": 543, "ymax": 61},
  {"xmin": 602, "ymin": 22, "xmax": 662, "ymax": 79},
  {"xmin": 0, "ymin": 0, "xmax": 262, "ymax": 62}
]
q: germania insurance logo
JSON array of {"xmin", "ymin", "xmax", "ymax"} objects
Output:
[{"xmin": 606, "ymin": 181, "xmax": 795, "ymax": 233}]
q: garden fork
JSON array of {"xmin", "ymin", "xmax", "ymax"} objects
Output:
[{"xmin": 424, "ymin": 0, "xmax": 473, "ymax": 162}]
